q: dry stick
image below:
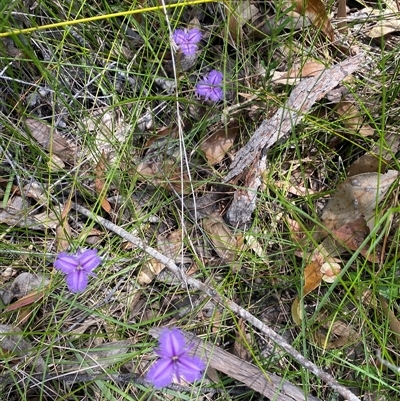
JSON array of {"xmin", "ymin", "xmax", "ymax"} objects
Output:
[
  {"xmin": 72, "ymin": 202, "xmax": 361, "ymax": 401},
  {"xmin": 0, "ymin": 371, "xmax": 219, "ymax": 395}
]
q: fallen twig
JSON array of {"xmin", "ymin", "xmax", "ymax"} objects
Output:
[
  {"xmin": 71, "ymin": 202, "xmax": 361, "ymax": 401},
  {"xmin": 0, "ymin": 371, "xmax": 218, "ymax": 394}
]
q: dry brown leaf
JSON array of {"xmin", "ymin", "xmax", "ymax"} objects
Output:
[
  {"xmin": 332, "ymin": 216, "xmax": 369, "ymax": 248},
  {"xmin": 320, "ymin": 262, "xmax": 341, "ymax": 283},
  {"xmin": 24, "ymin": 118, "xmax": 76, "ymax": 163},
  {"xmin": 136, "ymin": 160, "xmax": 192, "ymax": 193},
  {"xmin": 310, "ymin": 243, "xmax": 342, "ymax": 268},
  {"xmin": 291, "ymin": 297, "xmax": 302, "ymax": 325},
  {"xmin": 95, "ymin": 150, "xmax": 112, "ymax": 213},
  {"xmin": 137, "ymin": 258, "xmax": 164, "ymax": 285},
  {"xmin": 4, "ymin": 290, "xmax": 45, "ymax": 313},
  {"xmin": 201, "ymin": 126, "xmax": 238, "ymax": 165},
  {"xmin": 1, "ymin": 273, "xmax": 50, "ymax": 305},
  {"xmin": 227, "ymin": 2, "xmax": 260, "ymax": 41},
  {"xmin": 30, "ymin": 210, "xmax": 59, "ymax": 229},
  {"xmin": 157, "ymin": 230, "xmax": 182, "ymax": 259},
  {"xmin": 292, "ymin": 261, "xmax": 323, "ymax": 325},
  {"xmin": 3, "ymin": 290, "xmax": 47, "ymax": 326},
  {"xmin": 347, "ymin": 154, "xmax": 388, "ymax": 177},
  {"xmin": 136, "ymin": 161, "xmax": 159, "ymax": 177},
  {"xmin": 285, "ymin": 217, "xmax": 306, "ymax": 243},
  {"xmin": 331, "ymin": 217, "xmax": 380, "ymax": 262},
  {"xmin": 294, "ymin": 0, "xmax": 335, "ymax": 41},
  {"xmin": 272, "ymin": 61, "xmax": 326, "ymax": 85},
  {"xmin": 83, "ymin": 108, "xmax": 131, "ymax": 160},
  {"xmin": 275, "ymin": 180, "xmax": 317, "ymax": 196},
  {"xmin": 233, "ymin": 319, "xmax": 252, "ymax": 361},
  {"xmin": 314, "ymin": 320, "xmax": 359, "ymax": 349},
  {"xmin": 317, "ymin": 221, "xmax": 380, "ymax": 262},
  {"xmin": 0, "ymin": 196, "xmax": 58, "ymax": 230},
  {"xmin": 337, "ymin": 0, "xmax": 348, "ymax": 33},
  {"xmin": 56, "ymin": 200, "xmax": 72, "ymax": 252},
  {"xmin": 294, "ymin": 61, "xmax": 326, "ymax": 77},
  {"xmin": 56, "ymin": 223, "xmax": 72, "ymax": 252},
  {"xmin": 48, "ymin": 154, "xmax": 65, "ymax": 170},
  {"xmin": 137, "ymin": 231, "xmax": 182, "ymax": 285},
  {"xmin": 292, "ymin": 249, "xmax": 342, "ymax": 325},
  {"xmin": 23, "ymin": 182, "xmax": 47, "ymax": 204},
  {"xmin": 373, "ymin": 131, "xmax": 400, "ymax": 162},
  {"xmin": 379, "ymin": 295, "xmax": 400, "ymax": 340},
  {"xmin": 243, "ymin": 234, "xmax": 265, "ymax": 258},
  {"xmin": 202, "ymin": 213, "xmax": 238, "ymax": 266},
  {"xmin": 144, "ymin": 126, "xmax": 179, "ymax": 148},
  {"xmin": 335, "ymin": 100, "xmax": 374, "ymax": 137},
  {"xmin": 321, "ymin": 170, "xmax": 398, "ymax": 231},
  {"xmin": 367, "ymin": 19, "xmax": 400, "ymax": 38},
  {"xmin": 303, "ymin": 261, "xmax": 323, "ymax": 296}
]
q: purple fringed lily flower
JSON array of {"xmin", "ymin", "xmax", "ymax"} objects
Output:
[
  {"xmin": 54, "ymin": 249, "xmax": 101, "ymax": 293},
  {"xmin": 172, "ymin": 28, "xmax": 202, "ymax": 56},
  {"xmin": 146, "ymin": 328, "xmax": 205, "ymax": 388},
  {"xmin": 195, "ymin": 70, "xmax": 224, "ymax": 102}
]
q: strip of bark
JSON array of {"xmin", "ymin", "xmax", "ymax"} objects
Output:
[{"xmin": 223, "ymin": 53, "xmax": 366, "ymax": 183}]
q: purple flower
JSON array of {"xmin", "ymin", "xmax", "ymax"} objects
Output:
[
  {"xmin": 172, "ymin": 28, "xmax": 202, "ymax": 56},
  {"xmin": 195, "ymin": 70, "xmax": 224, "ymax": 102},
  {"xmin": 54, "ymin": 249, "xmax": 101, "ymax": 293},
  {"xmin": 146, "ymin": 328, "xmax": 205, "ymax": 388}
]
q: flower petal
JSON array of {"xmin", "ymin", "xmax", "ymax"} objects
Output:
[
  {"xmin": 146, "ymin": 357, "xmax": 174, "ymax": 388},
  {"xmin": 65, "ymin": 270, "xmax": 88, "ymax": 293},
  {"xmin": 77, "ymin": 249, "xmax": 101, "ymax": 272},
  {"xmin": 208, "ymin": 88, "xmax": 223, "ymax": 102},
  {"xmin": 177, "ymin": 354, "xmax": 205, "ymax": 383},
  {"xmin": 195, "ymin": 83, "xmax": 210, "ymax": 97},
  {"xmin": 54, "ymin": 253, "xmax": 79, "ymax": 274},
  {"xmin": 157, "ymin": 328, "xmax": 186, "ymax": 358},
  {"xmin": 207, "ymin": 70, "xmax": 223, "ymax": 85},
  {"xmin": 180, "ymin": 43, "xmax": 198, "ymax": 56},
  {"xmin": 186, "ymin": 28, "xmax": 202, "ymax": 43},
  {"xmin": 172, "ymin": 29, "xmax": 186, "ymax": 45}
]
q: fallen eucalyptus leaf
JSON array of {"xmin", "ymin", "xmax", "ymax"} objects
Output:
[
  {"xmin": 0, "ymin": 196, "xmax": 58, "ymax": 230},
  {"xmin": 24, "ymin": 118, "xmax": 76, "ymax": 163},
  {"xmin": 202, "ymin": 213, "xmax": 238, "ymax": 265},
  {"xmin": 293, "ymin": 0, "xmax": 335, "ymax": 41},
  {"xmin": 137, "ymin": 230, "xmax": 183, "ymax": 285},
  {"xmin": 201, "ymin": 126, "xmax": 238, "ymax": 165},
  {"xmin": 1, "ymin": 273, "xmax": 50, "ymax": 305},
  {"xmin": 321, "ymin": 170, "xmax": 398, "ymax": 231}
]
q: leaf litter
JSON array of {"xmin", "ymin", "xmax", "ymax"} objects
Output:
[{"xmin": 1, "ymin": 0, "xmax": 400, "ymax": 400}]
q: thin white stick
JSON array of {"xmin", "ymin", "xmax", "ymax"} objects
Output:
[{"xmin": 71, "ymin": 202, "xmax": 361, "ymax": 401}]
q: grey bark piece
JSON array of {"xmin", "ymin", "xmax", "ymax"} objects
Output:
[{"xmin": 223, "ymin": 53, "xmax": 366, "ymax": 183}]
